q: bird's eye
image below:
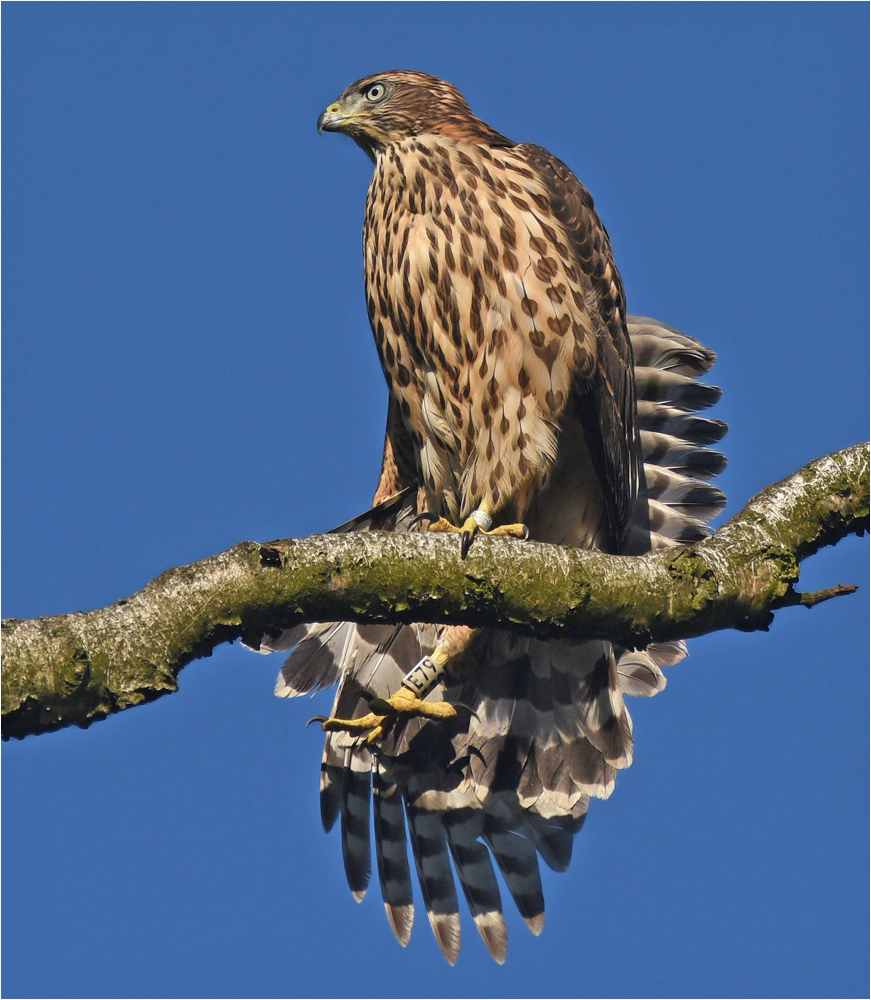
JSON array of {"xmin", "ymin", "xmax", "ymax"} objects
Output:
[{"xmin": 364, "ymin": 83, "xmax": 386, "ymax": 103}]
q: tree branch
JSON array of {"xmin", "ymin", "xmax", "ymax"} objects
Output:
[{"xmin": 3, "ymin": 442, "xmax": 867, "ymax": 741}]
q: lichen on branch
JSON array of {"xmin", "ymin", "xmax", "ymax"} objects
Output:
[{"xmin": 2, "ymin": 442, "xmax": 867, "ymax": 741}]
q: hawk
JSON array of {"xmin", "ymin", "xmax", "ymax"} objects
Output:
[{"xmin": 257, "ymin": 71, "xmax": 727, "ymax": 964}]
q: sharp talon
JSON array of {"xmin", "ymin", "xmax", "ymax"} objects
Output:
[
  {"xmin": 461, "ymin": 530, "xmax": 472, "ymax": 559},
  {"xmin": 306, "ymin": 716, "xmax": 328, "ymax": 727},
  {"xmin": 453, "ymin": 702, "xmax": 480, "ymax": 722},
  {"xmin": 521, "ymin": 525, "xmax": 530, "ymax": 541},
  {"xmin": 315, "ymin": 688, "xmax": 456, "ymax": 743},
  {"xmin": 464, "ymin": 746, "xmax": 487, "ymax": 767},
  {"xmin": 410, "ymin": 511, "xmax": 439, "ymax": 529}
]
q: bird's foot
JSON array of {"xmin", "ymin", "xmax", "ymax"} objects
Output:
[
  {"xmin": 317, "ymin": 685, "xmax": 457, "ymax": 745},
  {"xmin": 411, "ymin": 509, "xmax": 528, "ymax": 558}
]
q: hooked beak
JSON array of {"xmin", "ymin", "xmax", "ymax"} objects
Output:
[{"xmin": 317, "ymin": 103, "xmax": 345, "ymax": 135}]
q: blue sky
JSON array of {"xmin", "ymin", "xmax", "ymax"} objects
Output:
[{"xmin": 3, "ymin": 4, "xmax": 867, "ymax": 998}]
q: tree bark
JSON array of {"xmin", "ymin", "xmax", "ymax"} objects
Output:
[{"xmin": 2, "ymin": 442, "xmax": 867, "ymax": 741}]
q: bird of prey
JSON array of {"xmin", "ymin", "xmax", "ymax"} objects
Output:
[{"xmin": 255, "ymin": 71, "xmax": 727, "ymax": 964}]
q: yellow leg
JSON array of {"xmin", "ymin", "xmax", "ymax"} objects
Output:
[
  {"xmin": 318, "ymin": 647, "xmax": 457, "ymax": 745},
  {"xmin": 413, "ymin": 507, "xmax": 528, "ymax": 558}
]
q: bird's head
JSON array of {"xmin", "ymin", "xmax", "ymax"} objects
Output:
[{"xmin": 317, "ymin": 70, "xmax": 512, "ymax": 158}]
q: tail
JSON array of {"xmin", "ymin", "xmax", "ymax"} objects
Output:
[{"xmin": 255, "ymin": 315, "xmax": 727, "ymax": 963}]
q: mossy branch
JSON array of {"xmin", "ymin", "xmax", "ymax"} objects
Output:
[{"xmin": 2, "ymin": 443, "xmax": 867, "ymax": 741}]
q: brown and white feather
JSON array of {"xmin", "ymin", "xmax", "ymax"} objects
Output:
[{"xmin": 260, "ymin": 71, "xmax": 729, "ymax": 964}]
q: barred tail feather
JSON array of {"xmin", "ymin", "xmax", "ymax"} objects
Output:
[
  {"xmin": 341, "ymin": 747, "xmax": 373, "ymax": 901},
  {"xmin": 373, "ymin": 765, "xmax": 414, "ymax": 946},
  {"xmin": 405, "ymin": 794, "xmax": 463, "ymax": 965},
  {"xmin": 483, "ymin": 818, "xmax": 546, "ymax": 936},
  {"xmin": 445, "ymin": 808, "xmax": 508, "ymax": 963},
  {"xmin": 525, "ymin": 811, "xmax": 585, "ymax": 872},
  {"xmin": 262, "ymin": 314, "xmax": 727, "ymax": 963}
]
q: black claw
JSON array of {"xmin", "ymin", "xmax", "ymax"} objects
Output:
[
  {"xmin": 306, "ymin": 716, "xmax": 328, "ymax": 728},
  {"xmin": 453, "ymin": 702, "xmax": 480, "ymax": 722},
  {"xmin": 460, "ymin": 530, "xmax": 472, "ymax": 559},
  {"xmin": 367, "ymin": 697, "xmax": 392, "ymax": 714},
  {"xmin": 410, "ymin": 511, "xmax": 439, "ymax": 530},
  {"xmin": 450, "ymin": 746, "xmax": 487, "ymax": 769}
]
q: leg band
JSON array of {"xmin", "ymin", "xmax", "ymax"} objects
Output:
[
  {"xmin": 401, "ymin": 655, "xmax": 445, "ymax": 698},
  {"xmin": 469, "ymin": 508, "xmax": 493, "ymax": 531}
]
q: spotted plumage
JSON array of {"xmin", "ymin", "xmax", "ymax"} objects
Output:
[
  {"xmin": 258, "ymin": 74, "xmax": 728, "ymax": 963},
  {"xmin": 320, "ymin": 70, "xmax": 637, "ymax": 548}
]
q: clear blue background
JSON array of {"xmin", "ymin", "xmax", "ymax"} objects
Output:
[{"xmin": 3, "ymin": 4, "xmax": 867, "ymax": 998}]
